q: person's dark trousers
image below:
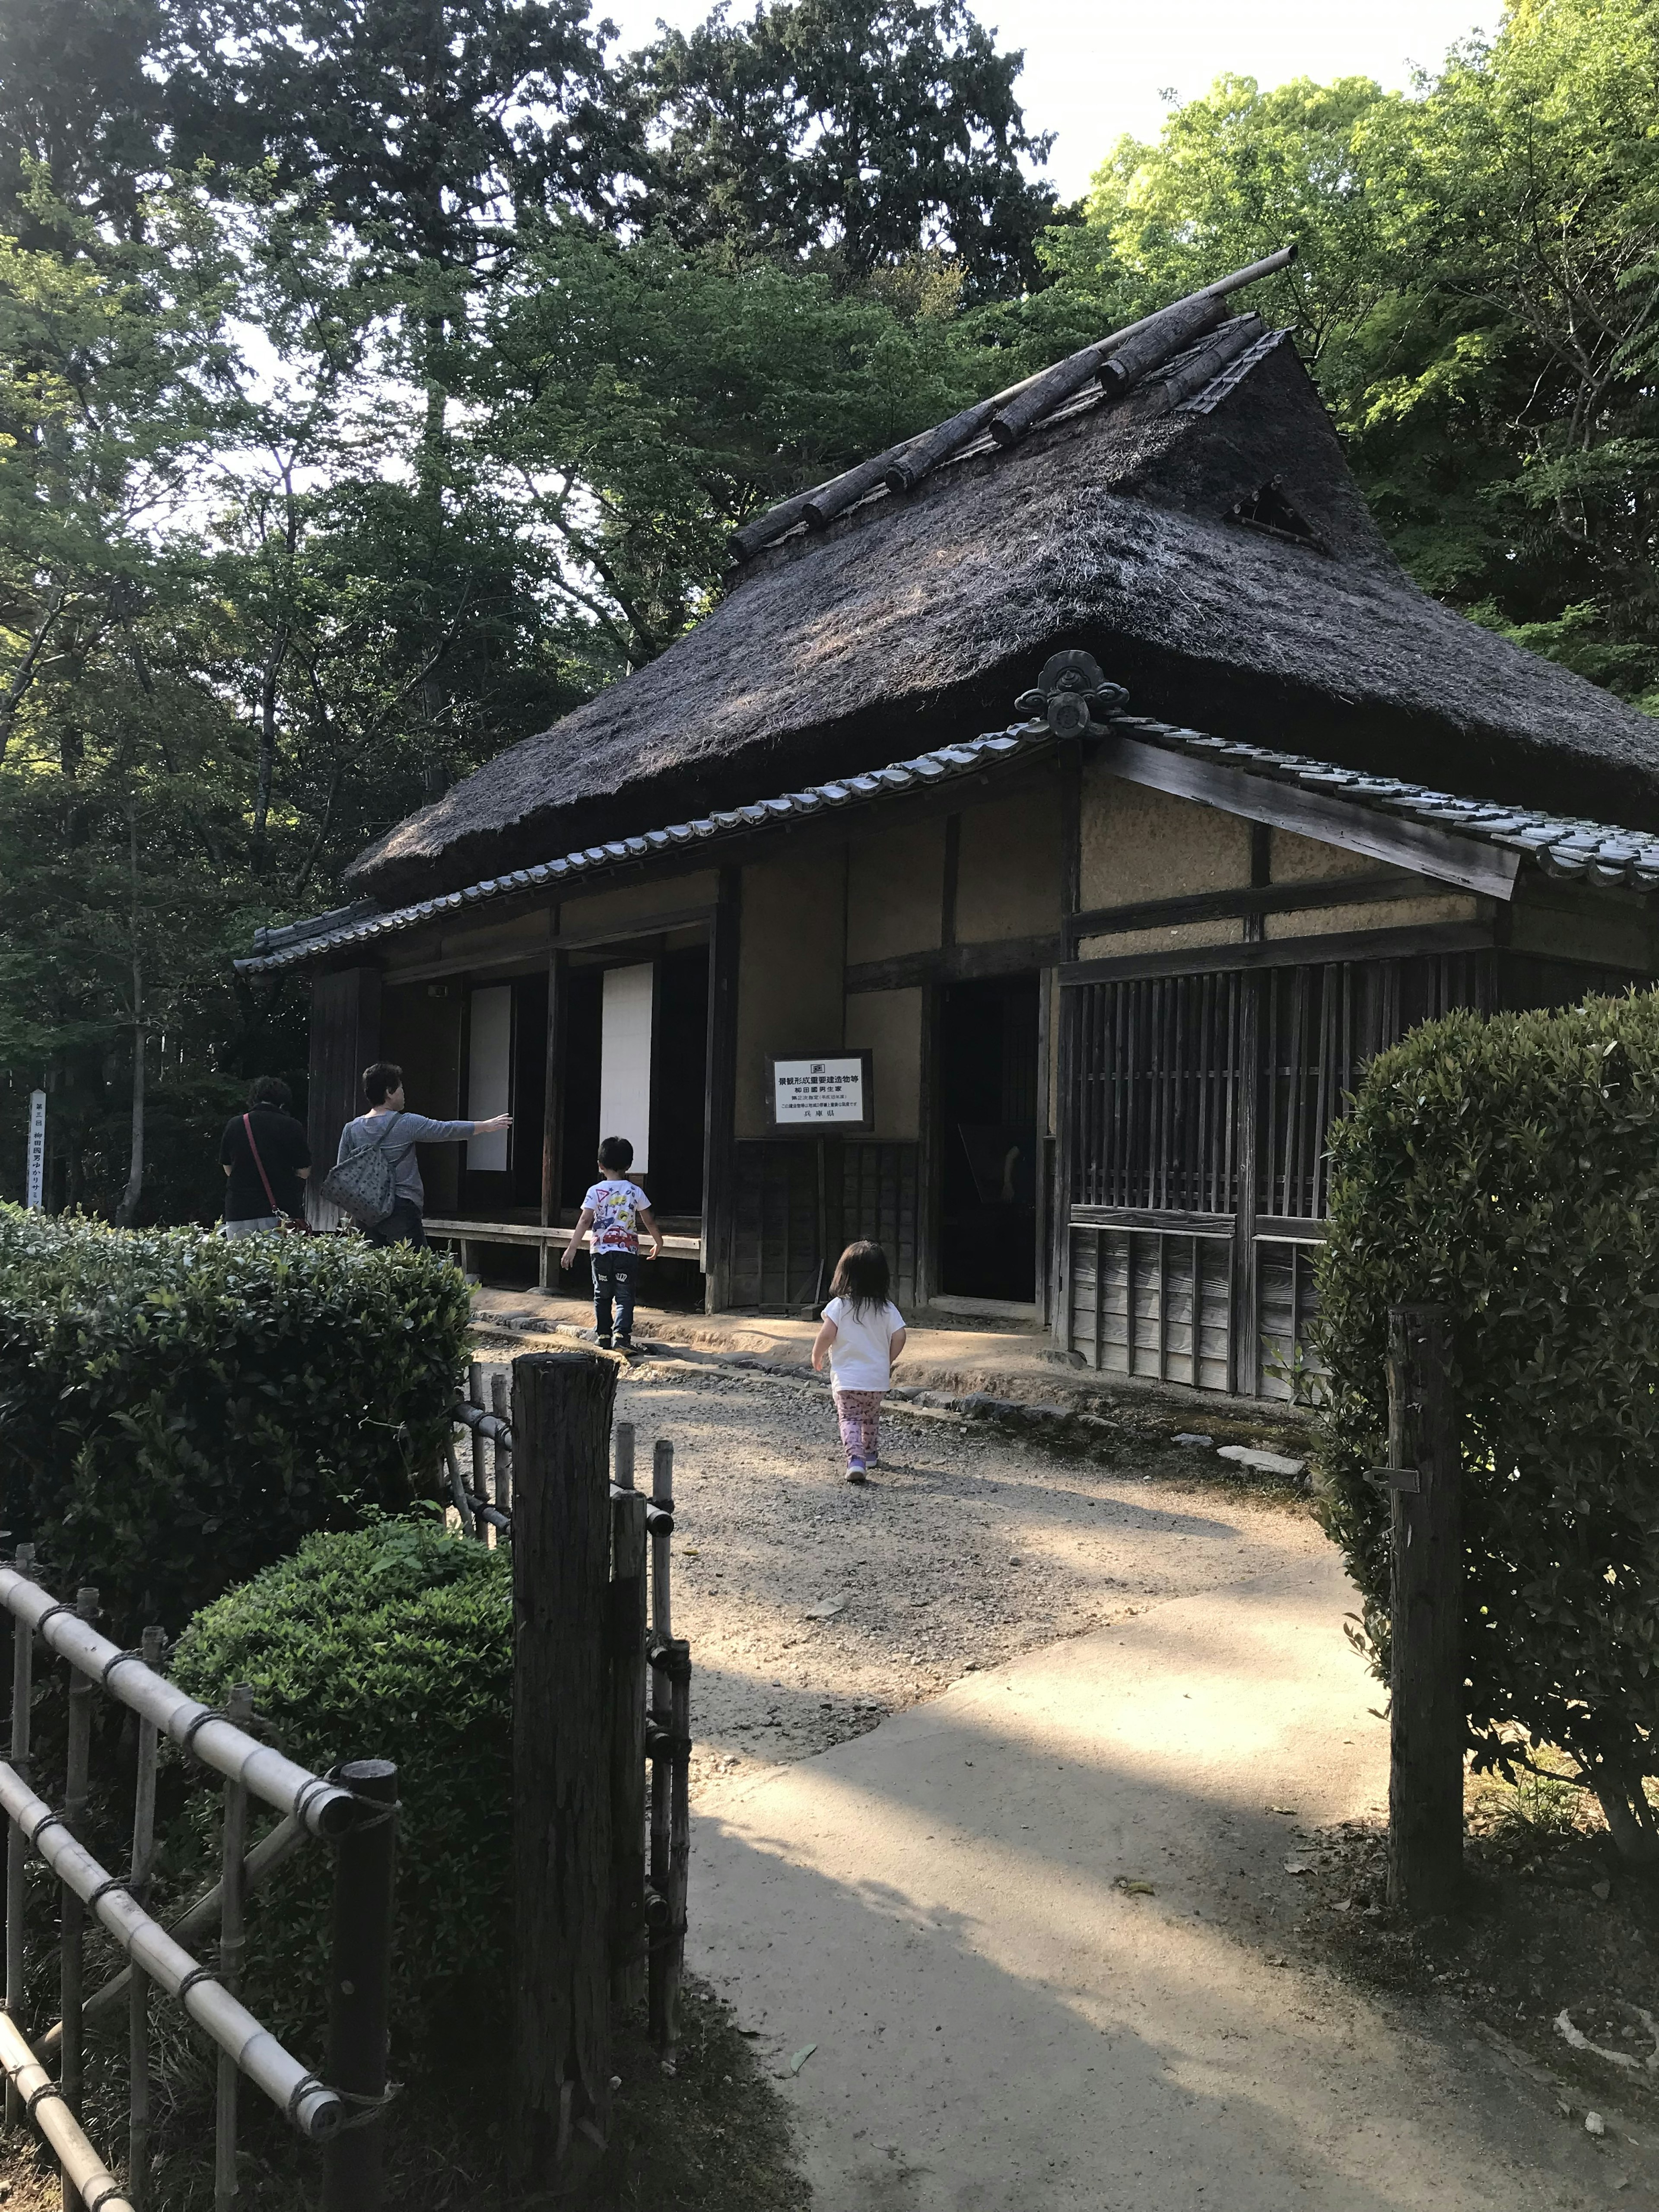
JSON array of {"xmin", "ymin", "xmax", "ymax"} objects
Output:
[
  {"xmin": 592, "ymin": 1251, "xmax": 638, "ymax": 1342},
  {"xmin": 366, "ymin": 1201, "xmax": 427, "ymax": 1249}
]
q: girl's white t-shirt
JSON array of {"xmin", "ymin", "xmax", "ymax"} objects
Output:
[{"xmin": 823, "ymin": 1297, "xmax": 905, "ymax": 1392}]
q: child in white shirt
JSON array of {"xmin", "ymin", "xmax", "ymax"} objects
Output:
[
  {"xmin": 811, "ymin": 1240, "xmax": 906, "ymax": 1484},
  {"xmin": 560, "ymin": 1135, "xmax": 661, "ymax": 1349}
]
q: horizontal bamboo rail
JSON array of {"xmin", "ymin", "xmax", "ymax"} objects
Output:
[
  {"xmin": 40, "ymin": 1816, "xmax": 308, "ymax": 2056},
  {"xmin": 0, "ymin": 1571, "xmax": 355, "ymax": 1837},
  {"xmin": 0, "ymin": 2009, "xmax": 133, "ymax": 2212},
  {"xmin": 0, "ymin": 1758, "xmax": 342, "ymax": 2139}
]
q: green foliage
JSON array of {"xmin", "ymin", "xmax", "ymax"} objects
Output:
[
  {"xmin": 628, "ymin": 0, "xmax": 1058, "ymax": 299},
  {"xmin": 0, "ymin": 1207, "xmax": 471, "ymax": 1636},
  {"xmin": 1063, "ymin": 0, "xmax": 1659, "ymax": 707},
  {"xmin": 478, "ymin": 225, "xmax": 995, "ymax": 660},
  {"xmin": 168, "ymin": 1521, "xmax": 511, "ymax": 2068},
  {"xmin": 1316, "ymin": 989, "xmax": 1659, "ymax": 1861}
]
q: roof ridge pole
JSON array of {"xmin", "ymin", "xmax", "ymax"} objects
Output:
[
  {"xmin": 728, "ymin": 242, "xmax": 1296, "ymax": 560},
  {"xmin": 989, "ymin": 244, "xmax": 1296, "ymax": 448}
]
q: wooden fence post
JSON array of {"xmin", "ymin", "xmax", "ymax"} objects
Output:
[
  {"xmin": 609, "ymin": 1426, "xmax": 648, "ymax": 2014},
  {"xmin": 512, "ymin": 1351, "xmax": 617, "ymax": 2180},
  {"xmin": 1380, "ymin": 1304, "xmax": 1463, "ymax": 1916},
  {"xmin": 322, "ymin": 1760, "xmax": 398, "ymax": 2212}
]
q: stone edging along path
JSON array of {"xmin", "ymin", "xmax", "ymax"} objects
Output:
[{"xmin": 470, "ymin": 1310, "xmax": 1313, "ymax": 1487}]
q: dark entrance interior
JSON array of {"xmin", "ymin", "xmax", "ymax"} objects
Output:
[
  {"xmin": 558, "ymin": 946, "xmax": 709, "ymax": 1218},
  {"xmin": 937, "ymin": 973, "xmax": 1039, "ymax": 1302}
]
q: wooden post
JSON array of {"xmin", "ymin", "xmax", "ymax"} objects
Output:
[
  {"xmin": 489, "ymin": 1370, "xmax": 512, "ymax": 1516},
  {"xmin": 702, "ymin": 872, "xmax": 740, "ymax": 1313},
  {"xmin": 512, "ymin": 1351, "xmax": 618, "ymax": 2177},
  {"xmin": 5, "ymin": 1545, "xmax": 33, "ymax": 2131},
  {"xmin": 60, "ymin": 1586, "xmax": 97, "ymax": 2212},
  {"xmin": 609, "ymin": 1427, "xmax": 648, "ymax": 2012},
  {"xmin": 539, "ymin": 948, "xmax": 567, "ymax": 1294},
  {"xmin": 214, "ymin": 1684, "xmax": 254, "ymax": 2212},
  {"xmin": 1383, "ymin": 1305, "xmax": 1463, "ymax": 1916},
  {"xmin": 322, "ymin": 1761, "xmax": 398, "ymax": 2212},
  {"xmin": 469, "ymin": 1360, "xmax": 490, "ymax": 1545},
  {"xmin": 127, "ymin": 1624, "xmax": 164, "ymax": 2212},
  {"xmin": 1229, "ymin": 972, "xmax": 1261, "ymax": 1397}
]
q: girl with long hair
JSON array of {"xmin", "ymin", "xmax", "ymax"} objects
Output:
[{"xmin": 810, "ymin": 1241, "xmax": 906, "ymax": 1483}]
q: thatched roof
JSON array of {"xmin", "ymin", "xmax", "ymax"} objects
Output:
[{"xmin": 348, "ymin": 299, "xmax": 1659, "ymax": 906}]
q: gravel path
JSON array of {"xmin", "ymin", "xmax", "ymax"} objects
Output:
[{"xmin": 477, "ymin": 1353, "xmax": 1326, "ymax": 1808}]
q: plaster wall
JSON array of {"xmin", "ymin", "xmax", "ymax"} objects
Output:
[
  {"xmin": 1077, "ymin": 918, "xmax": 1245, "ymax": 960},
  {"xmin": 557, "ymin": 869, "xmax": 721, "ymax": 941},
  {"xmin": 1269, "ymin": 828, "xmax": 1384, "ymax": 884},
  {"xmin": 955, "ymin": 784, "xmax": 1062, "ymax": 942},
  {"xmin": 847, "ymin": 820, "xmax": 946, "ymax": 963},
  {"xmin": 434, "ymin": 908, "xmax": 551, "ymax": 964},
  {"xmin": 1081, "ymin": 770, "xmax": 1253, "ymax": 908},
  {"xmin": 1263, "ymin": 895, "xmax": 1476, "ymax": 941},
  {"xmin": 1508, "ymin": 898, "xmax": 1654, "ymax": 973},
  {"xmin": 735, "ymin": 851, "xmax": 847, "ymax": 1138},
  {"xmin": 843, "ymin": 988, "xmax": 924, "ymax": 1141}
]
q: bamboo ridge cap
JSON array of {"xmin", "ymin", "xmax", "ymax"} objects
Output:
[
  {"xmin": 729, "ymin": 242, "xmax": 1296, "ymax": 557},
  {"xmin": 0, "ymin": 1570, "xmax": 356, "ymax": 1839}
]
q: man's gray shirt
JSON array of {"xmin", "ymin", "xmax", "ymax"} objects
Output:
[{"xmin": 335, "ymin": 1112, "xmax": 476, "ymax": 1210}]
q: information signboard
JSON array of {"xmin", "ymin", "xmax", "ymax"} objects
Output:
[
  {"xmin": 766, "ymin": 1052, "xmax": 874, "ymax": 1133},
  {"xmin": 25, "ymin": 1090, "xmax": 45, "ymax": 1210}
]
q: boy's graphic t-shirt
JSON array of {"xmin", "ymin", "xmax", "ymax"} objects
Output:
[{"xmin": 583, "ymin": 1178, "xmax": 652, "ymax": 1254}]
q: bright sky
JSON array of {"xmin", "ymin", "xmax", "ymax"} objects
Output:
[{"xmin": 600, "ymin": 0, "xmax": 1506, "ymax": 201}]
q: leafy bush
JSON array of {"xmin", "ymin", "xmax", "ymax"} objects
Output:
[
  {"xmin": 0, "ymin": 1208, "xmax": 471, "ymax": 1637},
  {"xmin": 1317, "ymin": 990, "xmax": 1659, "ymax": 1862},
  {"xmin": 168, "ymin": 1520, "xmax": 511, "ymax": 2067}
]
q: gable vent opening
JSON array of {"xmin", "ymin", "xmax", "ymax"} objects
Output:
[{"xmin": 1227, "ymin": 478, "xmax": 1322, "ymax": 549}]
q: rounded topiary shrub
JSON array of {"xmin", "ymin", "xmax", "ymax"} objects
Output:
[
  {"xmin": 168, "ymin": 1519, "xmax": 511, "ymax": 2068},
  {"xmin": 1317, "ymin": 989, "xmax": 1659, "ymax": 1862},
  {"xmin": 0, "ymin": 1209, "xmax": 472, "ymax": 1637}
]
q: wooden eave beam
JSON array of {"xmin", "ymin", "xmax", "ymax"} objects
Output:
[{"xmin": 1098, "ymin": 734, "xmax": 1522, "ymax": 902}]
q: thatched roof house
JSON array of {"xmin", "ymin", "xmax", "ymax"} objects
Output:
[
  {"xmin": 350, "ymin": 297, "xmax": 1659, "ymax": 907},
  {"xmin": 259, "ymin": 259, "xmax": 1659, "ymax": 1402}
]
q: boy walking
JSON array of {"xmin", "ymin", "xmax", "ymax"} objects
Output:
[{"xmin": 560, "ymin": 1136, "xmax": 661, "ymax": 1349}]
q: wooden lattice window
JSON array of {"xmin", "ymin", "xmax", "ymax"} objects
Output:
[{"xmin": 1068, "ymin": 971, "xmax": 1248, "ymax": 1213}]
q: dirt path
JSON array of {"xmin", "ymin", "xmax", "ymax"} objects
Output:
[
  {"xmin": 691, "ymin": 1553, "xmax": 1659, "ymax": 2212},
  {"xmin": 474, "ymin": 1351, "xmax": 1319, "ymax": 1805},
  {"xmin": 469, "ymin": 1350, "xmax": 1659, "ymax": 2210}
]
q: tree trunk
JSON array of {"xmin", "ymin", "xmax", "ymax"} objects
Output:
[{"xmin": 115, "ymin": 803, "xmax": 145, "ymax": 1230}]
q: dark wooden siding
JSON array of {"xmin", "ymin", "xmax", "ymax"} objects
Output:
[{"xmin": 729, "ymin": 1140, "xmax": 920, "ymax": 1310}]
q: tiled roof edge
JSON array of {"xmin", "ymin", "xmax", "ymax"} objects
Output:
[
  {"xmin": 236, "ymin": 712, "xmax": 1659, "ymax": 979},
  {"xmin": 232, "ymin": 726, "xmax": 1046, "ymax": 975}
]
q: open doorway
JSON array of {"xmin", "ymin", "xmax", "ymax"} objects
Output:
[{"xmin": 936, "ymin": 973, "xmax": 1039, "ymax": 1303}]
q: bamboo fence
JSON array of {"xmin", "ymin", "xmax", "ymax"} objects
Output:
[
  {"xmin": 0, "ymin": 1557, "xmax": 399, "ymax": 2212},
  {"xmin": 450, "ymin": 1376, "xmax": 692, "ymax": 2058}
]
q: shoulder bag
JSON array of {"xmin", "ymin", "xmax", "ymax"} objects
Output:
[
  {"xmin": 318, "ymin": 1112, "xmax": 409, "ymax": 1229},
  {"xmin": 241, "ymin": 1113, "xmax": 308, "ymax": 1235}
]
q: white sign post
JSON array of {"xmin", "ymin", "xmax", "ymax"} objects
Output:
[
  {"xmin": 767, "ymin": 1052, "xmax": 874, "ymax": 1132},
  {"xmin": 25, "ymin": 1090, "xmax": 45, "ymax": 1210}
]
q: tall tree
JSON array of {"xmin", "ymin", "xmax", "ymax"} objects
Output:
[
  {"xmin": 629, "ymin": 0, "xmax": 1058, "ymax": 298},
  {"xmin": 1065, "ymin": 0, "xmax": 1659, "ymax": 709}
]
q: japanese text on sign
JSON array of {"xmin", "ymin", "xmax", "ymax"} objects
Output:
[
  {"xmin": 25, "ymin": 1090, "xmax": 45, "ymax": 1211},
  {"xmin": 772, "ymin": 1057, "xmax": 865, "ymax": 1127}
]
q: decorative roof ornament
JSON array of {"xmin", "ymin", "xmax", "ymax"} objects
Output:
[{"xmin": 1016, "ymin": 651, "xmax": 1128, "ymax": 738}]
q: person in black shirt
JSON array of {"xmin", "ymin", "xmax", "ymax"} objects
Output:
[{"xmin": 219, "ymin": 1077, "xmax": 311, "ymax": 1236}]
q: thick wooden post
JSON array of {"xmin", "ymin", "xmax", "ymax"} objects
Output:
[
  {"xmin": 512, "ymin": 1351, "xmax": 618, "ymax": 2178},
  {"xmin": 322, "ymin": 1760, "xmax": 398, "ymax": 2212},
  {"xmin": 702, "ymin": 871, "xmax": 741, "ymax": 1313},
  {"xmin": 1385, "ymin": 1304, "xmax": 1463, "ymax": 1916},
  {"xmin": 608, "ymin": 1426, "xmax": 648, "ymax": 2013}
]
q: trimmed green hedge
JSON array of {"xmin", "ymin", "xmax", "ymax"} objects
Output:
[
  {"xmin": 0, "ymin": 1209, "xmax": 471, "ymax": 1637},
  {"xmin": 169, "ymin": 1520, "xmax": 512, "ymax": 2066},
  {"xmin": 1317, "ymin": 991, "xmax": 1659, "ymax": 1862}
]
